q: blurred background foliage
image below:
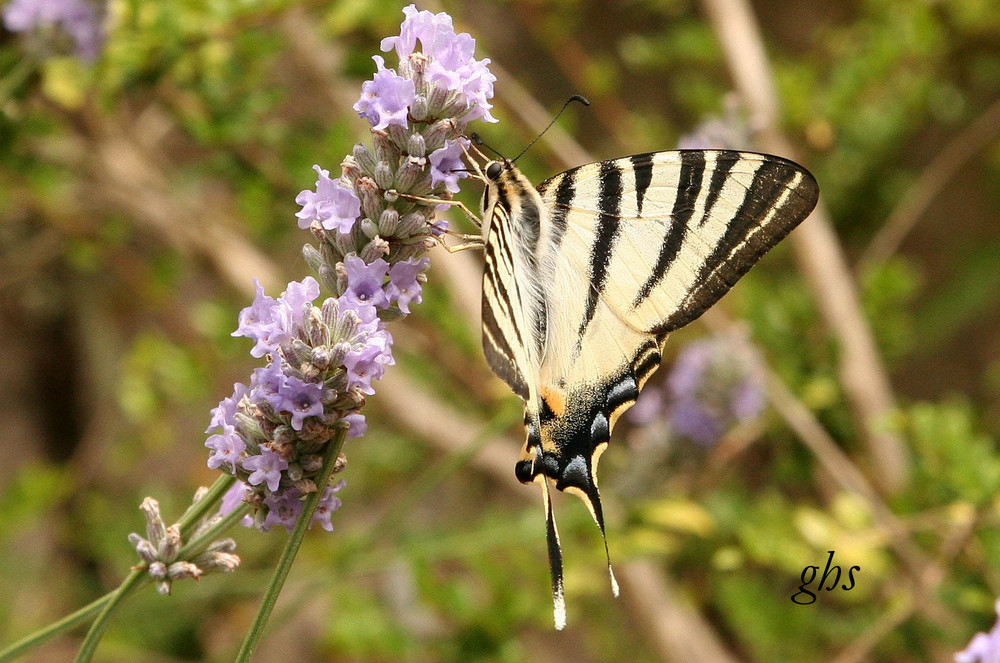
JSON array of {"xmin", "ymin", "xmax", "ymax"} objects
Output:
[{"xmin": 1, "ymin": 0, "xmax": 999, "ymax": 661}]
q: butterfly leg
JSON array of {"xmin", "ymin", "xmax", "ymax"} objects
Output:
[{"xmin": 396, "ymin": 193, "xmax": 484, "ymax": 229}]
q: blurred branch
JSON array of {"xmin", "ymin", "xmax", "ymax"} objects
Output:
[
  {"xmin": 859, "ymin": 98, "xmax": 1000, "ymax": 270},
  {"xmin": 700, "ymin": 0, "xmax": 910, "ymax": 494}
]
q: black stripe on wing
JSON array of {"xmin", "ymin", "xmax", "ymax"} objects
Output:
[
  {"xmin": 656, "ymin": 153, "xmax": 819, "ymax": 334},
  {"xmin": 577, "ymin": 160, "xmax": 624, "ymax": 338},
  {"xmin": 633, "ymin": 150, "xmax": 706, "ymax": 306}
]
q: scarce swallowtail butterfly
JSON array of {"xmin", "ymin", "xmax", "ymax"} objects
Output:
[{"xmin": 454, "ymin": 128, "xmax": 819, "ymax": 629}]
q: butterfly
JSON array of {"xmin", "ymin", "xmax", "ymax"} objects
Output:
[{"xmin": 458, "ymin": 145, "xmax": 819, "ymax": 629}]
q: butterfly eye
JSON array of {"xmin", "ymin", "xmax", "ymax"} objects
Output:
[{"xmin": 486, "ymin": 161, "xmax": 503, "ymax": 180}]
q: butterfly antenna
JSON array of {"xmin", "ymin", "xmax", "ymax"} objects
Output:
[
  {"xmin": 512, "ymin": 94, "xmax": 590, "ymax": 163},
  {"xmin": 469, "ymin": 132, "xmax": 504, "ymax": 160},
  {"xmin": 538, "ymin": 476, "xmax": 567, "ymax": 630}
]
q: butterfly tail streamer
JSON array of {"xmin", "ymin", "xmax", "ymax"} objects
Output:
[{"xmin": 538, "ymin": 476, "xmax": 567, "ymax": 630}]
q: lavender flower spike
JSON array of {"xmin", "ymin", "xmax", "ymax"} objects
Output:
[{"xmin": 208, "ymin": 4, "xmax": 494, "ymax": 534}]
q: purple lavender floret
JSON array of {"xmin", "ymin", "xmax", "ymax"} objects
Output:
[
  {"xmin": 295, "ymin": 165, "xmax": 362, "ymax": 234},
  {"xmin": 429, "ymin": 138, "xmax": 470, "ymax": 193},
  {"xmin": 342, "ymin": 256, "xmax": 391, "ymax": 309},
  {"xmin": 353, "ymin": 56, "xmax": 416, "ymax": 131},
  {"xmin": 243, "ymin": 448, "xmax": 289, "ymax": 493},
  {"xmin": 386, "ymin": 256, "xmax": 430, "ymax": 314},
  {"xmin": 279, "ymin": 376, "xmax": 325, "ymax": 431}
]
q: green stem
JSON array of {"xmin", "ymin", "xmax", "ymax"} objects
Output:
[
  {"xmin": 72, "ymin": 569, "xmax": 147, "ymax": 663},
  {"xmin": 234, "ymin": 426, "xmax": 348, "ymax": 663},
  {"xmin": 0, "ymin": 589, "xmax": 124, "ymax": 663},
  {"xmin": 178, "ymin": 474, "xmax": 237, "ymax": 539}
]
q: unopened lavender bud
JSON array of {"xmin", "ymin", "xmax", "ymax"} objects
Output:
[
  {"xmin": 360, "ymin": 217, "xmax": 379, "ymax": 239},
  {"xmin": 149, "ymin": 561, "xmax": 168, "ymax": 581},
  {"xmin": 319, "ymin": 241, "xmax": 340, "ymax": 269},
  {"xmin": 140, "ymin": 497, "xmax": 166, "ymax": 547},
  {"xmin": 328, "ymin": 341, "xmax": 350, "ymax": 366},
  {"xmin": 341, "ymin": 155, "xmax": 362, "ymax": 184},
  {"xmin": 394, "ymin": 160, "xmax": 424, "ymax": 192},
  {"xmin": 386, "ymin": 123, "xmax": 411, "ymax": 149},
  {"xmin": 158, "ymin": 525, "xmax": 182, "ymax": 563},
  {"xmin": 410, "ymin": 93, "xmax": 429, "ymax": 122},
  {"xmin": 196, "ymin": 551, "xmax": 240, "ymax": 573},
  {"xmin": 407, "ymin": 132, "xmax": 427, "ymax": 158},
  {"xmin": 360, "ymin": 236, "xmax": 390, "ymax": 262},
  {"xmin": 286, "ymin": 463, "xmax": 304, "ymax": 482},
  {"xmin": 379, "ymin": 208, "xmax": 400, "ymax": 236},
  {"xmin": 302, "ymin": 243, "xmax": 324, "ymax": 273},
  {"xmin": 167, "ymin": 561, "xmax": 202, "ymax": 581},
  {"xmin": 294, "ymin": 478, "xmax": 317, "ymax": 494},
  {"xmin": 310, "ymin": 345, "xmax": 331, "ymax": 370},
  {"xmin": 357, "ymin": 176, "xmax": 384, "ymax": 221},
  {"xmin": 300, "ymin": 454, "xmax": 324, "ymax": 473},
  {"xmin": 288, "ymin": 338, "xmax": 314, "ymax": 368},
  {"xmin": 422, "ymin": 118, "xmax": 458, "ymax": 152},
  {"xmin": 129, "ymin": 533, "xmax": 158, "ymax": 565},
  {"xmin": 334, "ymin": 309, "xmax": 361, "ymax": 344},
  {"xmin": 333, "ymin": 452, "xmax": 348, "ymax": 473},
  {"xmin": 353, "ymin": 143, "xmax": 377, "ymax": 176},
  {"xmin": 321, "ymin": 297, "xmax": 340, "ymax": 328},
  {"xmin": 374, "ymin": 161, "xmax": 394, "ymax": 190},
  {"xmin": 331, "ymin": 230, "xmax": 357, "ymax": 265},
  {"xmin": 372, "ymin": 130, "xmax": 400, "ymax": 164},
  {"xmin": 206, "ymin": 538, "xmax": 237, "ymax": 554},
  {"xmin": 234, "ymin": 412, "xmax": 265, "ymax": 447},
  {"xmin": 334, "ymin": 261, "xmax": 350, "ymax": 294},
  {"xmin": 398, "ymin": 211, "xmax": 429, "ymax": 236},
  {"xmin": 272, "ymin": 424, "xmax": 295, "ymax": 447}
]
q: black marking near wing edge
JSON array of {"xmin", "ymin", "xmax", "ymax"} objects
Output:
[
  {"xmin": 657, "ymin": 156, "xmax": 819, "ymax": 334},
  {"xmin": 633, "ymin": 150, "xmax": 705, "ymax": 306},
  {"xmin": 540, "ymin": 169, "xmax": 577, "ymax": 250},
  {"xmin": 631, "ymin": 153, "xmax": 653, "ymax": 216},
  {"xmin": 577, "ymin": 160, "xmax": 623, "ymax": 338}
]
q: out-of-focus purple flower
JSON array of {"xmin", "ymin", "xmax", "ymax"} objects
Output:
[
  {"xmin": 386, "ymin": 256, "xmax": 430, "ymax": 314},
  {"xmin": 205, "ymin": 425, "xmax": 246, "ymax": 473},
  {"xmin": 2, "ymin": 0, "xmax": 105, "ymax": 61},
  {"xmin": 342, "ymin": 255, "xmax": 390, "ymax": 309},
  {"xmin": 429, "ymin": 138, "xmax": 470, "ymax": 193},
  {"xmin": 242, "ymin": 447, "xmax": 289, "ymax": 493},
  {"xmin": 354, "ymin": 56, "xmax": 416, "ymax": 131},
  {"xmin": 628, "ymin": 334, "xmax": 766, "ymax": 446},
  {"xmin": 956, "ymin": 599, "xmax": 1000, "ymax": 663},
  {"xmin": 344, "ymin": 413, "xmax": 367, "ymax": 438},
  {"xmin": 279, "ymin": 376, "xmax": 326, "ymax": 431},
  {"xmin": 219, "ymin": 481, "xmax": 251, "ymax": 519},
  {"xmin": 295, "ymin": 165, "xmax": 362, "ymax": 234}
]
